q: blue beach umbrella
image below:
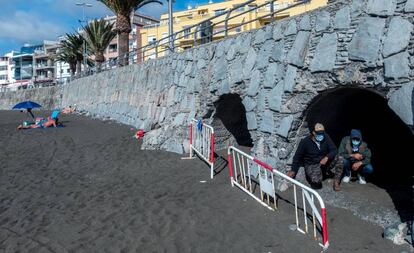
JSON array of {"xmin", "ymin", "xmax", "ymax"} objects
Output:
[{"xmin": 12, "ymin": 100, "xmax": 42, "ymax": 118}]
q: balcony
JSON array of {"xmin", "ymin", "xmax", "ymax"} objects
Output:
[
  {"xmin": 34, "ymin": 76, "xmax": 54, "ymax": 82},
  {"xmin": 35, "ymin": 64, "xmax": 54, "ymax": 69}
]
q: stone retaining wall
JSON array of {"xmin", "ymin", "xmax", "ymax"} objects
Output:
[{"xmin": 1, "ymin": 0, "xmax": 413, "ymax": 162}]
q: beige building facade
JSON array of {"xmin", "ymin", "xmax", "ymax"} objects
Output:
[{"xmin": 140, "ymin": 0, "xmax": 328, "ymax": 60}]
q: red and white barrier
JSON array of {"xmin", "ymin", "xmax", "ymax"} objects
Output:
[
  {"xmin": 186, "ymin": 118, "xmax": 215, "ymax": 178},
  {"xmin": 227, "ymin": 146, "xmax": 329, "ymax": 250}
]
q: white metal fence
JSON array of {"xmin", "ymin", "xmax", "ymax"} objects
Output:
[
  {"xmin": 227, "ymin": 146, "xmax": 329, "ymax": 250},
  {"xmin": 185, "ymin": 118, "xmax": 215, "ymax": 178}
]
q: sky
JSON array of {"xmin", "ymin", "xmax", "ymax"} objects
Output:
[{"xmin": 0, "ymin": 0, "xmax": 216, "ymax": 55}]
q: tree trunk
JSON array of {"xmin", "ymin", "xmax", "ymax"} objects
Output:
[
  {"xmin": 69, "ymin": 62, "xmax": 76, "ymax": 77},
  {"xmin": 116, "ymin": 13, "xmax": 132, "ymax": 67},
  {"xmin": 76, "ymin": 60, "xmax": 82, "ymax": 76},
  {"xmin": 118, "ymin": 32, "xmax": 129, "ymax": 66},
  {"xmin": 95, "ymin": 53, "xmax": 105, "ymax": 73}
]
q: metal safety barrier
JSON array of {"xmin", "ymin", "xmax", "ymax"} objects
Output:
[
  {"xmin": 184, "ymin": 118, "xmax": 215, "ymax": 178},
  {"xmin": 227, "ymin": 146, "xmax": 329, "ymax": 250}
]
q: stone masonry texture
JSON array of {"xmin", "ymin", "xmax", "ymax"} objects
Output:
[{"xmin": 1, "ymin": 0, "xmax": 413, "ymax": 191}]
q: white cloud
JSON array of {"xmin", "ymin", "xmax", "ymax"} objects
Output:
[
  {"xmin": 0, "ymin": 11, "xmax": 66, "ymax": 42},
  {"xmin": 138, "ymin": 2, "xmax": 169, "ymax": 18}
]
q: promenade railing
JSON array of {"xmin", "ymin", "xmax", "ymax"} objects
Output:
[{"xmin": 67, "ymin": 0, "xmax": 311, "ymax": 81}]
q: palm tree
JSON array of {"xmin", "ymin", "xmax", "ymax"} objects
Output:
[
  {"xmin": 64, "ymin": 33, "xmax": 85, "ymax": 75},
  {"xmin": 54, "ymin": 47, "xmax": 77, "ymax": 77},
  {"xmin": 97, "ymin": 0, "xmax": 162, "ymax": 66},
  {"xmin": 82, "ymin": 19, "xmax": 116, "ymax": 72},
  {"xmin": 54, "ymin": 33, "xmax": 83, "ymax": 77}
]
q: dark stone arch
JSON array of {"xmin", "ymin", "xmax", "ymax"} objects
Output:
[
  {"xmin": 304, "ymin": 86, "xmax": 413, "ymax": 222},
  {"xmin": 213, "ymin": 93, "xmax": 253, "ymax": 147}
]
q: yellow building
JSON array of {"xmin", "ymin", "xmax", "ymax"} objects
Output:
[{"xmin": 140, "ymin": 0, "xmax": 328, "ymax": 60}]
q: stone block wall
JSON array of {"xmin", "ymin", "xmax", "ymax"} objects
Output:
[
  {"xmin": 0, "ymin": 86, "xmax": 61, "ymax": 111},
  {"xmin": 1, "ymin": 0, "xmax": 413, "ymax": 167}
]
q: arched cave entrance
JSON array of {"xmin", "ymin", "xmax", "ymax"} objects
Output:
[
  {"xmin": 211, "ymin": 93, "xmax": 253, "ymax": 148},
  {"xmin": 305, "ymin": 87, "xmax": 413, "ymax": 221}
]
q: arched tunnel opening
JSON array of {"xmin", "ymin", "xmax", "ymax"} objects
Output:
[
  {"xmin": 212, "ymin": 93, "xmax": 254, "ymax": 148},
  {"xmin": 305, "ymin": 87, "xmax": 413, "ymax": 222}
]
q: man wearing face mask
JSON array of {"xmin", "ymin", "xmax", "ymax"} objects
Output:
[
  {"xmin": 287, "ymin": 123, "xmax": 343, "ymax": 191},
  {"xmin": 339, "ymin": 129, "xmax": 373, "ymax": 184}
]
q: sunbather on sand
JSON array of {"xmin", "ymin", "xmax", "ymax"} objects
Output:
[
  {"xmin": 17, "ymin": 118, "xmax": 56, "ymax": 130},
  {"xmin": 62, "ymin": 105, "xmax": 76, "ymax": 114}
]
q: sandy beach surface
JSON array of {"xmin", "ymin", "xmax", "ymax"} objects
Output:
[{"xmin": 0, "ymin": 110, "xmax": 410, "ymax": 253}]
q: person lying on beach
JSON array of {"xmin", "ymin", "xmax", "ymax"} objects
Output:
[
  {"xmin": 62, "ymin": 105, "xmax": 76, "ymax": 114},
  {"xmin": 17, "ymin": 118, "xmax": 56, "ymax": 130}
]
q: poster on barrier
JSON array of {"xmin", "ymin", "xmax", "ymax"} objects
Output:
[{"xmin": 259, "ymin": 168, "xmax": 274, "ymax": 197}]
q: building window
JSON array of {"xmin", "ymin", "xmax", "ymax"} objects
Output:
[
  {"xmin": 233, "ymin": 5, "xmax": 245, "ymax": 12},
  {"xmin": 214, "ymin": 9, "xmax": 226, "ymax": 16},
  {"xmin": 148, "ymin": 35, "xmax": 157, "ymax": 44},
  {"xmin": 0, "ymin": 75, "xmax": 7, "ymax": 80},
  {"xmin": 109, "ymin": 44, "xmax": 117, "ymax": 53},
  {"xmin": 67, "ymin": 69, "xmax": 70, "ymax": 73},
  {"xmin": 198, "ymin": 9, "xmax": 208, "ymax": 15},
  {"xmin": 183, "ymin": 27, "xmax": 191, "ymax": 39},
  {"xmin": 0, "ymin": 66, "xmax": 7, "ymax": 71}
]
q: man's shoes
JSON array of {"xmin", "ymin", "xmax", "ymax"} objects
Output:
[
  {"xmin": 310, "ymin": 182, "xmax": 322, "ymax": 190},
  {"xmin": 342, "ymin": 175, "xmax": 351, "ymax": 183},
  {"xmin": 333, "ymin": 180, "xmax": 341, "ymax": 191},
  {"xmin": 358, "ymin": 174, "xmax": 366, "ymax": 184}
]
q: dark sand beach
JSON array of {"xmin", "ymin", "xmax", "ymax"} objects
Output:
[{"xmin": 0, "ymin": 110, "xmax": 410, "ymax": 253}]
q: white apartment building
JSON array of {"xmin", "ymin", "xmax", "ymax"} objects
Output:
[
  {"xmin": 5, "ymin": 52, "xmax": 15, "ymax": 84},
  {"xmin": 55, "ymin": 60, "xmax": 71, "ymax": 84},
  {"xmin": 0, "ymin": 52, "xmax": 15, "ymax": 86},
  {"xmin": 0, "ymin": 56, "xmax": 9, "ymax": 85}
]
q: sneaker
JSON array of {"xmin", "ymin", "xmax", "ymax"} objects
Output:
[
  {"xmin": 342, "ymin": 175, "xmax": 351, "ymax": 183},
  {"xmin": 333, "ymin": 180, "xmax": 341, "ymax": 191},
  {"xmin": 358, "ymin": 174, "xmax": 366, "ymax": 184}
]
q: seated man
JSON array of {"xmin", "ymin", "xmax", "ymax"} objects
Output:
[
  {"xmin": 287, "ymin": 123, "xmax": 343, "ymax": 191},
  {"xmin": 18, "ymin": 117, "xmax": 56, "ymax": 129},
  {"xmin": 339, "ymin": 129, "xmax": 373, "ymax": 184}
]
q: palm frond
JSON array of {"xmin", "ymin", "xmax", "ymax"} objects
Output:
[{"xmin": 82, "ymin": 19, "xmax": 116, "ymax": 63}]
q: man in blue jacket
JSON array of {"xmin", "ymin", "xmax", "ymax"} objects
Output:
[
  {"xmin": 339, "ymin": 129, "xmax": 373, "ymax": 184},
  {"xmin": 287, "ymin": 123, "xmax": 343, "ymax": 191}
]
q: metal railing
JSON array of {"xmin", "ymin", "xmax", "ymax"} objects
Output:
[
  {"xmin": 0, "ymin": 0, "xmax": 311, "ymax": 90},
  {"xmin": 66, "ymin": 0, "xmax": 310, "ymax": 80}
]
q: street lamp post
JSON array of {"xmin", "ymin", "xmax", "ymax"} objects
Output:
[
  {"xmin": 76, "ymin": 2, "xmax": 92, "ymax": 73},
  {"xmin": 168, "ymin": 0, "xmax": 174, "ymax": 53}
]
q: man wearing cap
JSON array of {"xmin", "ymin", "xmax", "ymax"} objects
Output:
[
  {"xmin": 338, "ymin": 129, "xmax": 373, "ymax": 184},
  {"xmin": 287, "ymin": 123, "xmax": 343, "ymax": 191}
]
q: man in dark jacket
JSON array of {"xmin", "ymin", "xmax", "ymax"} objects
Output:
[
  {"xmin": 339, "ymin": 129, "xmax": 373, "ymax": 185},
  {"xmin": 287, "ymin": 123, "xmax": 343, "ymax": 191}
]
